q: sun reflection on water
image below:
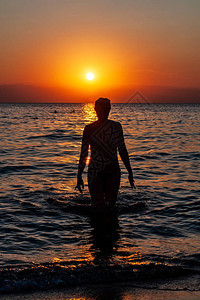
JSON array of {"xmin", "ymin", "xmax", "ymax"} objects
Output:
[{"xmin": 83, "ymin": 103, "xmax": 97, "ymax": 124}]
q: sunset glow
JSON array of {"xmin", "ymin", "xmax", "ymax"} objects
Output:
[{"xmin": 0, "ymin": 1, "xmax": 199, "ymax": 103}]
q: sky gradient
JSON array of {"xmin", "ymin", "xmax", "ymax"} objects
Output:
[{"xmin": 0, "ymin": 0, "xmax": 200, "ymax": 102}]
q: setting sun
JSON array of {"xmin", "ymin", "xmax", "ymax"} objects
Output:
[{"xmin": 86, "ymin": 72, "xmax": 95, "ymax": 80}]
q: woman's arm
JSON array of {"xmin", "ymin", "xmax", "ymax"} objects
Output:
[
  {"xmin": 118, "ymin": 123, "xmax": 136, "ymax": 189},
  {"xmin": 119, "ymin": 147, "xmax": 136, "ymax": 189},
  {"xmin": 76, "ymin": 126, "xmax": 89, "ymax": 193}
]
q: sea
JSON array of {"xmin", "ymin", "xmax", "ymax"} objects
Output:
[{"xmin": 0, "ymin": 103, "xmax": 199, "ymax": 294}]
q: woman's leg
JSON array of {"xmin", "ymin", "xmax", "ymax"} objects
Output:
[
  {"xmin": 104, "ymin": 169, "xmax": 121, "ymax": 206},
  {"xmin": 88, "ymin": 171, "xmax": 105, "ymax": 207}
]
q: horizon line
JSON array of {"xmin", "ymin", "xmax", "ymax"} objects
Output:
[{"xmin": 0, "ymin": 102, "xmax": 199, "ymax": 105}]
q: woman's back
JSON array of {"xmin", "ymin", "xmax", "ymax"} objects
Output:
[{"xmin": 84, "ymin": 119, "xmax": 124, "ymax": 173}]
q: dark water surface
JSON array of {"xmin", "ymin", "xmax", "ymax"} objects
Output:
[{"xmin": 0, "ymin": 103, "xmax": 199, "ymax": 293}]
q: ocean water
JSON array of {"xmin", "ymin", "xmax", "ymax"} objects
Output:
[{"xmin": 0, "ymin": 103, "xmax": 199, "ymax": 293}]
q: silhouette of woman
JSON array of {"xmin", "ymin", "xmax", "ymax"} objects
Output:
[{"xmin": 76, "ymin": 98, "xmax": 135, "ymax": 207}]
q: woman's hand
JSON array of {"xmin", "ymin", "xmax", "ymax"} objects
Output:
[
  {"xmin": 76, "ymin": 175, "xmax": 84, "ymax": 193},
  {"xmin": 128, "ymin": 173, "xmax": 136, "ymax": 189}
]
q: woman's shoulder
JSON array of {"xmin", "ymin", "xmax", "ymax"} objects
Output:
[
  {"xmin": 83, "ymin": 121, "xmax": 98, "ymax": 133},
  {"xmin": 85, "ymin": 119, "xmax": 122, "ymax": 131},
  {"xmin": 109, "ymin": 119, "xmax": 122, "ymax": 128}
]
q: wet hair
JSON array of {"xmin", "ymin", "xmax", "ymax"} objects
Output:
[{"xmin": 95, "ymin": 98, "xmax": 111, "ymax": 112}]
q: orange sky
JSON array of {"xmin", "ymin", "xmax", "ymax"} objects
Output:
[{"xmin": 0, "ymin": 0, "xmax": 200, "ymax": 102}]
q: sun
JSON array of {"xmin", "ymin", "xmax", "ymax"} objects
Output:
[{"xmin": 86, "ymin": 72, "xmax": 95, "ymax": 80}]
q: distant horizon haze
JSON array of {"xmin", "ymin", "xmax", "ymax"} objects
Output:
[{"xmin": 0, "ymin": 83, "xmax": 200, "ymax": 103}]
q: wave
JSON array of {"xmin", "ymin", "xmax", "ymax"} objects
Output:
[
  {"xmin": 0, "ymin": 260, "xmax": 199, "ymax": 294},
  {"xmin": 46, "ymin": 197, "xmax": 147, "ymax": 216},
  {"xmin": 0, "ymin": 165, "xmax": 37, "ymax": 174},
  {"xmin": 27, "ymin": 133, "xmax": 81, "ymax": 141}
]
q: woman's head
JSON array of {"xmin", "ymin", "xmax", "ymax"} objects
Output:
[{"xmin": 95, "ymin": 98, "xmax": 111, "ymax": 120}]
